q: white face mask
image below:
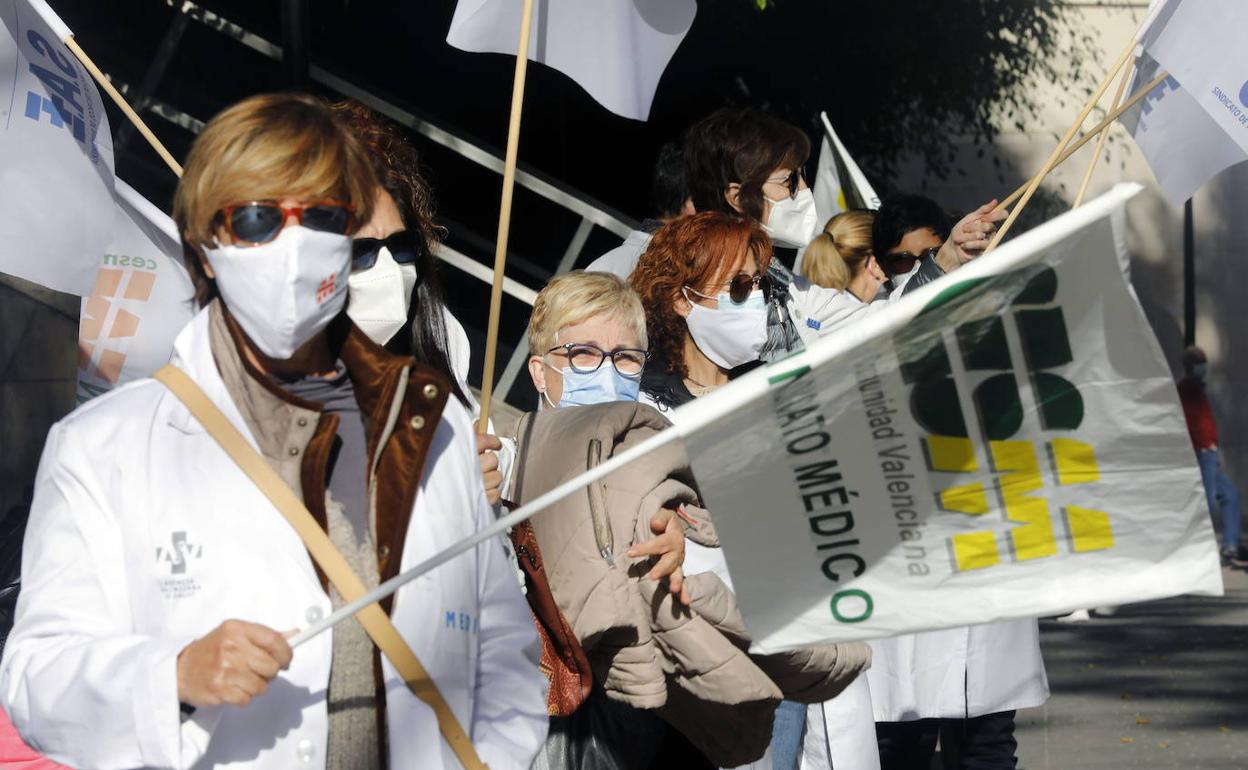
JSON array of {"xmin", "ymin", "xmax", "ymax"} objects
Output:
[
  {"xmin": 204, "ymin": 225, "xmax": 351, "ymax": 360},
  {"xmin": 764, "ymin": 187, "xmax": 819, "ymax": 248},
  {"xmin": 683, "ymin": 288, "xmax": 768, "ymax": 370},
  {"xmin": 347, "ymin": 246, "xmax": 418, "ymax": 345}
]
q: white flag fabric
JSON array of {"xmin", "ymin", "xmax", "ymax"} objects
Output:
[
  {"xmin": 0, "ymin": 0, "xmax": 115, "ymax": 296},
  {"xmin": 669, "ymin": 183, "xmax": 1220, "ymax": 652},
  {"xmin": 798, "ymin": 113, "xmax": 880, "ymax": 274},
  {"xmin": 1121, "ymin": 0, "xmax": 1248, "ymax": 205},
  {"xmin": 812, "ymin": 111, "xmax": 880, "ymax": 221},
  {"xmin": 1142, "ymin": 0, "xmax": 1248, "ymax": 156},
  {"xmin": 446, "ymin": 0, "xmax": 697, "ymax": 121},
  {"xmin": 76, "ymin": 180, "xmax": 194, "ymax": 402}
]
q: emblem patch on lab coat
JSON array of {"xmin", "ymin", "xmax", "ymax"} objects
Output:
[{"xmin": 155, "ymin": 531, "xmax": 203, "ymax": 599}]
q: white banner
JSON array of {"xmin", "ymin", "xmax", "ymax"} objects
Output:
[
  {"xmin": 1143, "ymin": 0, "xmax": 1248, "ymax": 156},
  {"xmin": 1122, "ymin": 0, "xmax": 1248, "ymax": 205},
  {"xmin": 76, "ymin": 180, "xmax": 194, "ymax": 402},
  {"xmin": 446, "ymin": 0, "xmax": 697, "ymax": 121},
  {"xmin": 675, "ymin": 183, "xmax": 1221, "ymax": 652},
  {"xmin": 0, "ymin": 0, "xmax": 114, "ymax": 296}
]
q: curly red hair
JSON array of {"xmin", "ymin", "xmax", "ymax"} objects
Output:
[{"xmin": 630, "ymin": 212, "xmax": 772, "ymax": 379}]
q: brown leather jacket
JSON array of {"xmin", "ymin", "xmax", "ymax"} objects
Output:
[{"xmin": 208, "ymin": 301, "xmax": 452, "ymax": 764}]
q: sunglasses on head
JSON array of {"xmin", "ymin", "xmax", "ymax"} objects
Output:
[
  {"xmin": 215, "ymin": 200, "xmax": 355, "ymax": 246},
  {"xmin": 351, "ymin": 230, "xmax": 426, "ymax": 272},
  {"xmin": 881, "ymin": 245, "xmax": 940, "ymax": 276}
]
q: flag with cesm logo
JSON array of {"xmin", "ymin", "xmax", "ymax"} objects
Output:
[
  {"xmin": 0, "ymin": 0, "xmax": 115, "ymax": 296},
  {"xmin": 1120, "ymin": 0, "xmax": 1248, "ymax": 205},
  {"xmin": 76, "ymin": 179, "xmax": 194, "ymax": 402},
  {"xmin": 674, "ymin": 183, "xmax": 1221, "ymax": 652}
]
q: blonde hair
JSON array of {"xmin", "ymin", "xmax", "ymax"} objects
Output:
[
  {"xmin": 173, "ymin": 93, "xmax": 379, "ymax": 304},
  {"xmin": 800, "ymin": 210, "xmax": 875, "ymax": 290},
  {"xmin": 527, "ymin": 271, "xmax": 648, "ymax": 356}
]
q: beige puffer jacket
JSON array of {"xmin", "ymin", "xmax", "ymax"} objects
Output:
[{"xmin": 509, "ymin": 402, "xmax": 870, "ymax": 767}]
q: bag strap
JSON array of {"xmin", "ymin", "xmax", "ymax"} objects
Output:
[{"xmin": 153, "ymin": 365, "xmax": 485, "ymax": 770}]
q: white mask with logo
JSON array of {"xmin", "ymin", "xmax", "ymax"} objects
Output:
[
  {"xmin": 763, "ymin": 187, "xmax": 819, "ymax": 248},
  {"xmin": 683, "ymin": 288, "xmax": 768, "ymax": 370},
  {"xmin": 347, "ymin": 246, "xmax": 418, "ymax": 345},
  {"xmin": 204, "ymin": 225, "xmax": 351, "ymax": 359}
]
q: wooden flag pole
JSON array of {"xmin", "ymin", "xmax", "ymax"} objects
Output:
[
  {"xmin": 477, "ymin": 0, "xmax": 537, "ymax": 429},
  {"xmin": 1071, "ymin": 59, "xmax": 1134, "ymax": 209},
  {"xmin": 985, "ymin": 36, "xmax": 1137, "ymax": 252},
  {"xmin": 998, "ymin": 70, "xmax": 1168, "ymax": 211},
  {"xmin": 63, "ymin": 36, "xmax": 184, "ymax": 178}
]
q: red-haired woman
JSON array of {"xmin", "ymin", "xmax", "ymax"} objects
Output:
[
  {"xmin": 630, "ymin": 211, "xmax": 872, "ymax": 770},
  {"xmin": 630, "ymin": 212, "xmax": 771, "ymax": 413}
]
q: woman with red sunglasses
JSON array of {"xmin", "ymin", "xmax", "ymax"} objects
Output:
[{"xmin": 1, "ymin": 93, "xmax": 548, "ymax": 770}]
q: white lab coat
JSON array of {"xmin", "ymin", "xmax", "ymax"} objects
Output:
[
  {"xmin": 442, "ymin": 305, "xmax": 477, "ymax": 413},
  {"xmin": 0, "ymin": 309, "xmax": 548, "ymax": 770},
  {"xmin": 801, "ymin": 677, "xmax": 880, "ymax": 770},
  {"xmin": 784, "ymin": 277, "xmax": 890, "ymax": 347},
  {"xmin": 865, "ymin": 622, "xmax": 1048, "ymax": 722},
  {"xmin": 585, "ymin": 228, "xmax": 652, "ymax": 279}
]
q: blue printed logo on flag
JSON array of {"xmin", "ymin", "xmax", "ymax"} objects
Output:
[{"xmin": 806, "ymin": 318, "xmax": 821, "ymax": 331}]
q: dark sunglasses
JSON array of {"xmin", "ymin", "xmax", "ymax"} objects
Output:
[
  {"xmin": 215, "ymin": 200, "xmax": 356, "ymax": 246},
  {"xmin": 881, "ymin": 245, "xmax": 940, "ymax": 276},
  {"xmin": 727, "ymin": 271, "xmax": 765, "ymax": 303},
  {"xmin": 351, "ymin": 230, "xmax": 427, "ymax": 272},
  {"xmin": 690, "ymin": 271, "xmax": 765, "ymax": 305},
  {"xmin": 763, "ymin": 170, "xmax": 804, "ymax": 199}
]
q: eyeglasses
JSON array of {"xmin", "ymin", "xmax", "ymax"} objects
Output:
[
  {"xmin": 546, "ymin": 343, "xmax": 649, "ymax": 377},
  {"xmin": 352, "ymin": 230, "xmax": 426, "ymax": 272},
  {"xmin": 764, "ymin": 170, "xmax": 803, "ymax": 200},
  {"xmin": 881, "ymin": 246, "xmax": 940, "ymax": 276},
  {"xmin": 214, "ymin": 200, "xmax": 356, "ymax": 247},
  {"xmin": 688, "ymin": 272, "xmax": 765, "ymax": 305}
]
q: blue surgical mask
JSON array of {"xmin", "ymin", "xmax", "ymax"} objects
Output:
[
  {"xmin": 543, "ymin": 365, "xmax": 641, "ymax": 409},
  {"xmin": 719, "ymin": 290, "xmax": 767, "ymax": 311},
  {"xmin": 1192, "ymin": 363, "xmax": 1208, "ymax": 381}
]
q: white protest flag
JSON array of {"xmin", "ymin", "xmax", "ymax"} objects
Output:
[
  {"xmin": 672, "ymin": 183, "xmax": 1220, "ymax": 652},
  {"xmin": 446, "ymin": 0, "xmax": 697, "ymax": 121},
  {"xmin": 0, "ymin": 0, "xmax": 115, "ymax": 295},
  {"xmin": 812, "ymin": 111, "xmax": 880, "ymax": 220},
  {"xmin": 1119, "ymin": 0, "xmax": 1248, "ymax": 206},
  {"xmin": 76, "ymin": 179, "xmax": 194, "ymax": 402},
  {"xmin": 798, "ymin": 112, "xmax": 881, "ymax": 273}
]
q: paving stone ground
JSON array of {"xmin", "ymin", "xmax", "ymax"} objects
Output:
[{"xmin": 1014, "ymin": 565, "xmax": 1248, "ymax": 770}]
